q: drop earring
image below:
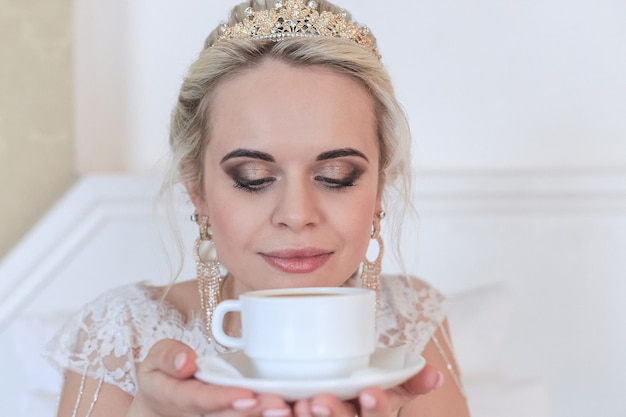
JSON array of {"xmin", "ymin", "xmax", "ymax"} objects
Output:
[
  {"xmin": 193, "ymin": 214, "xmax": 224, "ymax": 343},
  {"xmin": 361, "ymin": 210, "xmax": 385, "ymax": 306}
]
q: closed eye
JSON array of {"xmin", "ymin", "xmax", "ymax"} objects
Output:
[
  {"xmin": 233, "ymin": 176, "xmax": 276, "ymax": 192},
  {"xmin": 314, "ymin": 175, "xmax": 357, "ymax": 189}
]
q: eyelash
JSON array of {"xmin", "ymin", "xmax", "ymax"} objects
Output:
[
  {"xmin": 314, "ymin": 175, "xmax": 357, "ymax": 189},
  {"xmin": 232, "ymin": 174, "xmax": 358, "ymax": 193},
  {"xmin": 233, "ymin": 177, "xmax": 276, "ymax": 192}
]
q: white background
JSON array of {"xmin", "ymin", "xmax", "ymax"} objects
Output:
[
  {"xmin": 74, "ymin": 0, "xmax": 626, "ymax": 175},
  {"xmin": 3, "ymin": 1, "xmax": 625, "ymax": 416}
]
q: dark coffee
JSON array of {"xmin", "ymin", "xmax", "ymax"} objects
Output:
[{"xmin": 265, "ymin": 293, "xmax": 343, "ymax": 297}]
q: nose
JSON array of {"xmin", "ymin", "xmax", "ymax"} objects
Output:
[{"xmin": 271, "ymin": 176, "xmax": 320, "ymax": 231}]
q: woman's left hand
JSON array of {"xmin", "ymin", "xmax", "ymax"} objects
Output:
[{"xmin": 291, "ymin": 364, "xmax": 443, "ymax": 417}]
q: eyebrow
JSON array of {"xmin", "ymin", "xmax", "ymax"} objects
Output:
[
  {"xmin": 316, "ymin": 148, "xmax": 369, "ymax": 162},
  {"xmin": 220, "ymin": 149, "xmax": 275, "ymax": 164},
  {"xmin": 219, "ymin": 147, "xmax": 369, "ymax": 164}
]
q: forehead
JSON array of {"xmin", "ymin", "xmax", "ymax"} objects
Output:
[{"xmin": 206, "ymin": 59, "xmax": 378, "ymax": 159}]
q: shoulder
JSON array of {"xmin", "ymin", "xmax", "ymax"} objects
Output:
[
  {"xmin": 80, "ymin": 282, "xmax": 163, "ymax": 316},
  {"xmin": 47, "ymin": 281, "xmax": 165, "ymax": 345},
  {"xmin": 381, "ymin": 274, "xmax": 446, "ymax": 296},
  {"xmin": 377, "ymin": 274, "xmax": 450, "ymax": 353},
  {"xmin": 380, "ymin": 274, "xmax": 449, "ymax": 314},
  {"xmin": 44, "ymin": 282, "xmax": 174, "ymax": 394},
  {"xmin": 60, "ymin": 283, "xmax": 168, "ymax": 335}
]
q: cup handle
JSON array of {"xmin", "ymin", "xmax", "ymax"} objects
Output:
[{"xmin": 211, "ymin": 300, "xmax": 244, "ymax": 349}]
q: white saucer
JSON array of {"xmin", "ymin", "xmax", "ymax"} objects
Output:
[{"xmin": 195, "ymin": 346, "xmax": 425, "ymax": 401}]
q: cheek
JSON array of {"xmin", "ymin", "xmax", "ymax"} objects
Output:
[
  {"xmin": 209, "ymin": 201, "xmax": 245, "ymax": 239},
  {"xmin": 338, "ymin": 197, "xmax": 377, "ymax": 255},
  {"xmin": 208, "ymin": 206, "xmax": 247, "ymax": 270},
  {"xmin": 206, "ymin": 191, "xmax": 264, "ymax": 250},
  {"xmin": 354, "ymin": 216, "xmax": 375, "ymax": 256}
]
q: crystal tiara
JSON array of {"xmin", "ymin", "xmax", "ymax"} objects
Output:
[{"xmin": 214, "ymin": 0, "xmax": 380, "ymax": 59}]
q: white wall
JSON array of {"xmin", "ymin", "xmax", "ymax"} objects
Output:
[
  {"xmin": 75, "ymin": 0, "xmax": 626, "ymax": 174},
  {"xmin": 68, "ymin": 1, "xmax": 626, "ymax": 416}
]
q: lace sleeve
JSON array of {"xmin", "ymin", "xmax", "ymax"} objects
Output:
[
  {"xmin": 44, "ymin": 285, "xmax": 150, "ymax": 395},
  {"xmin": 45, "ymin": 283, "xmax": 214, "ymax": 399},
  {"xmin": 377, "ymin": 274, "xmax": 450, "ymax": 354}
]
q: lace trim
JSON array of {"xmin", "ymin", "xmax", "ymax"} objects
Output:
[
  {"xmin": 375, "ymin": 275, "xmax": 449, "ymax": 353},
  {"xmin": 45, "ymin": 284, "xmax": 215, "ymax": 395},
  {"xmin": 45, "ymin": 275, "xmax": 448, "ymax": 397}
]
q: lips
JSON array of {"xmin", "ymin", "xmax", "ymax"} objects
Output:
[{"xmin": 260, "ymin": 248, "xmax": 332, "ymax": 274}]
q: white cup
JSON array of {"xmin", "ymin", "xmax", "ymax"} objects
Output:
[{"xmin": 211, "ymin": 287, "xmax": 376, "ymax": 380}]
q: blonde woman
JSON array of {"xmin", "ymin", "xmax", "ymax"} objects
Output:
[{"xmin": 47, "ymin": 1, "xmax": 470, "ymax": 416}]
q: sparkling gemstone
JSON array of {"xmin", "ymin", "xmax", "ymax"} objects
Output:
[
  {"xmin": 308, "ymin": 0, "xmax": 318, "ymax": 9},
  {"xmin": 288, "ymin": 19, "xmax": 297, "ymax": 28},
  {"xmin": 244, "ymin": 6, "xmax": 254, "ymax": 17},
  {"xmin": 275, "ymin": 0, "xmax": 283, "ymax": 9},
  {"xmin": 362, "ymin": 25, "xmax": 370, "ymax": 35},
  {"xmin": 219, "ymin": 22, "xmax": 227, "ymax": 32}
]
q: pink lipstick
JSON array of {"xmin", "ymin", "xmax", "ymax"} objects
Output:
[{"xmin": 260, "ymin": 248, "xmax": 332, "ymax": 274}]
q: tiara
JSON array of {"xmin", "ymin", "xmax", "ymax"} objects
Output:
[{"xmin": 214, "ymin": 0, "xmax": 380, "ymax": 59}]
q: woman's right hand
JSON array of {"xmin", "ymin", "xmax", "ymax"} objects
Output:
[{"xmin": 127, "ymin": 339, "xmax": 291, "ymax": 417}]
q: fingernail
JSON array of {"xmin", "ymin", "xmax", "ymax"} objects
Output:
[
  {"xmin": 263, "ymin": 408, "xmax": 291, "ymax": 417},
  {"xmin": 435, "ymin": 371, "xmax": 445, "ymax": 389},
  {"xmin": 232, "ymin": 398, "xmax": 258, "ymax": 410},
  {"xmin": 360, "ymin": 392, "xmax": 377, "ymax": 409},
  {"xmin": 173, "ymin": 352, "xmax": 187, "ymax": 371},
  {"xmin": 311, "ymin": 405, "xmax": 331, "ymax": 417}
]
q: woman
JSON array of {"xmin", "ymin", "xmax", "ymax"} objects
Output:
[{"xmin": 47, "ymin": 1, "xmax": 470, "ymax": 416}]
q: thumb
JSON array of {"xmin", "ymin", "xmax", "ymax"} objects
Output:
[
  {"xmin": 402, "ymin": 364, "xmax": 444, "ymax": 395},
  {"xmin": 141, "ymin": 338, "xmax": 199, "ymax": 380}
]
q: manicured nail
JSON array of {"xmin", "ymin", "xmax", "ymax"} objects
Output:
[
  {"xmin": 359, "ymin": 392, "xmax": 377, "ymax": 409},
  {"xmin": 232, "ymin": 398, "xmax": 258, "ymax": 410},
  {"xmin": 263, "ymin": 408, "xmax": 291, "ymax": 417},
  {"xmin": 311, "ymin": 405, "xmax": 331, "ymax": 417},
  {"xmin": 173, "ymin": 352, "xmax": 187, "ymax": 371}
]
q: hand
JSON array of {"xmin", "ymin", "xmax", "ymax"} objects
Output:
[
  {"xmin": 291, "ymin": 365, "xmax": 443, "ymax": 417},
  {"xmin": 127, "ymin": 339, "xmax": 292, "ymax": 417}
]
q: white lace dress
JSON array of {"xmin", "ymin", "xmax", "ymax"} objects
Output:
[{"xmin": 45, "ymin": 274, "xmax": 448, "ymax": 397}]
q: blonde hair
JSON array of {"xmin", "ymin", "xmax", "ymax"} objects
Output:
[{"xmin": 162, "ymin": 0, "xmax": 415, "ymax": 272}]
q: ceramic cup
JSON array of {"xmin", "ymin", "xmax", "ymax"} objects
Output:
[{"xmin": 211, "ymin": 287, "xmax": 376, "ymax": 380}]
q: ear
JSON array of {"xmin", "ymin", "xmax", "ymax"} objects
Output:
[{"xmin": 184, "ymin": 179, "xmax": 208, "ymax": 217}]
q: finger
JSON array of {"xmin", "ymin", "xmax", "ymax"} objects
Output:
[
  {"xmin": 255, "ymin": 393, "xmax": 292, "ymax": 417},
  {"xmin": 140, "ymin": 338, "xmax": 199, "ymax": 379},
  {"xmin": 355, "ymin": 388, "xmax": 389, "ymax": 417},
  {"xmin": 136, "ymin": 339, "xmax": 258, "ymax": 414},
  {"xmin": 293, "ymin": 399, "xmax": 313, "ymax": 417},
  {"xmin": 310, "ymin": 393, "xmax": 357, "ymax": 417},
  {"xmin": 136, "ymin": 370, "xmax": 258, "ymax": 414},
  {"xmin": 400, "ymin": 364, "xmax": 444, "ymax": 396},
  {"xmin": 356, "ymin": 365, "xmax": 444, "ymax": 416}
]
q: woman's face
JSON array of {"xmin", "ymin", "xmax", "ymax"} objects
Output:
[{"xmin": 189, "ymin": 59, "xmax": 382, "ymax": 296}]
